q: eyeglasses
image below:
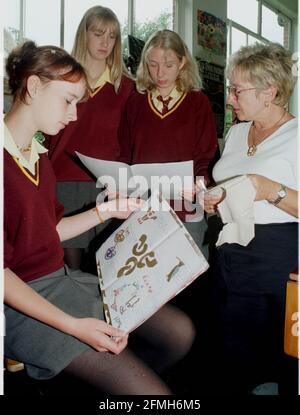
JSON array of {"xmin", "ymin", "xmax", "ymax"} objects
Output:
[{"xmin": 226, "ymin": 86, "xmax": 257, "ymax": 98}]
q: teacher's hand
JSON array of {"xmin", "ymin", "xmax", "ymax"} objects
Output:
[{"xmin": 247, "ymin": 174, "xmax": 277, "ymax": 201}]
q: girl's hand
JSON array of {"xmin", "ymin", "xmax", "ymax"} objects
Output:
[
  {"xmin": 180, "ymin": 185, "xmax": 195, "ymax": 202},
  {"xmin": 70, "ymin": 317, "xmax": 128, "ymax": 354},
  {"xmin": 180, "ymin": 179, "xmax": 207, "ymax": 202},
  {"xmin": 97, "ymin": 197, "xmax": 144, "ymax": 221}
]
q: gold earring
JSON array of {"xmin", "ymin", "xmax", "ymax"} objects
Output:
[{"xmin": 264, "ymin": 101, "xmax": 270, "ymax": 108}]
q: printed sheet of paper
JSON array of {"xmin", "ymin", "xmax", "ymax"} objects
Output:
[
  {"xmin": 96, "ymin": 193, "xmax": 209, "ymax": 333},
  {"xmin": 76, "ymin": 152, "xmax": 193, "ymax": 199}
]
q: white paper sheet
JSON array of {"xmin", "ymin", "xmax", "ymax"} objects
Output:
[{"xmin": 76, "ymin": 152, "xmax": 193, "ymax": 200}]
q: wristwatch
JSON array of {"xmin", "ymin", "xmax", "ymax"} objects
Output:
[{"xmin": 270, "ymin": 183, "xmax": 287, "ymax": 206}]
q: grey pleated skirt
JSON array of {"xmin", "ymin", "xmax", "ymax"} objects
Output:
[
  {"xmin": 4, "ymin": 266, "xmax": 104, "ymax": 380},
  {"xmin": 184, "ymin": 218, "xmax": 209, "ymax": 259}
]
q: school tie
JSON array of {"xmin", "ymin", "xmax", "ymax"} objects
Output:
[{"xmin": 156, "ymin": 95, "xmax": 173, "ymax": 115}]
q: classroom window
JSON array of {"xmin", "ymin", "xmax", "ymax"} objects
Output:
[
  {"xmin": 227, "ymin": 0, "xmax": 258, "ymax": 33},
  {"xmin": 24, "ymin": 0, "xmax": 61, "ymax": 46},
  {"xmin": 4, "ymin": 0, "xmax": 21, "ymax": 43},
  {"xmin": 4, "ymin": 0, "xmax": 175, "ymax": 51},
  {"xmin": 134, "ymin": 0, "xmax": 174, "ymax": 41},
  {"xmin": 261, "ymin": 4, "xmax": 285, "ymax": 45},
  {"xmin": 227, "ymin": 0, "xmax": 291, "ymax": 55},
  {"xmin": 231, "ymin": 27, "xmax": 247, "ymax": 54}
]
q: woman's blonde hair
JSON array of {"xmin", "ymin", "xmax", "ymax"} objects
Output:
[
  {"xmin": 136, "ymin": 29, "xmax": 202, "ymax": 93},
  {"xmin": 226, "ymin": 42, "xmax": 297, "ymax": 106},
  {"xmin": 72, "ymin": 5, "xmax": 130, "ymax": 93}
]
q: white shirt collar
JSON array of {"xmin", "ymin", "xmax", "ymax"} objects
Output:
[{"xmin": 4, "ymin": 123, "xmax": 48, "ymax": 174}]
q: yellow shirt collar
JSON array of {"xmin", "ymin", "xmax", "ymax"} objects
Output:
[
  {"xmin": 152, "ymin": 87, "xmax": 180, "ymax": 101},
  {"xmin": 92, "ymin": 66, "xmax": 112, "ymax": 90},
  {"xmin": 152, "ymin": 87, "xmax": 181, "ymax": 111},
  {"xmin": 4, "ymin": 123, "xmax": 48, "ymax": 175}
]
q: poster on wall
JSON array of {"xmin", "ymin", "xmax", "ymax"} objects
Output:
[
  {"xmin": 197, "ymin": 10, "xmax": 226, "ymax": 59},
  {"xmin": 197, "ymin": 59, "xmax": 225, "ymax": 138}
]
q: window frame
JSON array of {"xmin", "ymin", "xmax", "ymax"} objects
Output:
[
  {"xmin": 15, "ymin": 0, "xmax": 176, "ymax": 47},
  {"xmin": 227, "ymin": 0, "xmax": 292, "ymax": 54},
  {"xmin": 227, "ymin": 19, "xmax": 270, "ymax": 56},
  {"xmin": 261, "ymin": 0, "xmax": 291, "ymax": 48}
]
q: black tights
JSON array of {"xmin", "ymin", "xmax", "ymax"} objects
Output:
[
  {"xmin": 63, "ymin": 304, "xmax": 195, "ymax": 394},
  {"xmin": 64, "ymin": 248, "xmax": 83, "ymax": 270}
]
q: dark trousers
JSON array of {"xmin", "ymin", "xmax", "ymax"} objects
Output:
[{"xmin": 212, "ymin": 223, "xmax": 298, "ymax": 394}]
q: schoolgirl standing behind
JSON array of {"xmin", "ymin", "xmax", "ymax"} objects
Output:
[
  {"xmin": 48, "ymin": 6, "xmax": 135, "ymax": 269},
  {"xmin": 119, "ymin": 30, "xmax": 218, "ymax": 258}
]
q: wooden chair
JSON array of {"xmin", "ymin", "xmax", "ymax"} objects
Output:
[
  {"xmin": 284, "ymin": 270, "xmax": 299, "ymax": 358},
  {"xmin": 5, "ymin": 358, "xmax": 24, "ymax": 373}
]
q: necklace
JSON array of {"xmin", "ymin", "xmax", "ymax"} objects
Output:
[
  {"xmin": 247, "ymin": 111, "xmax": 286, "ymax": 157},
  {"xmin": 16, "ymin": 132, "xmax": 45, "ymax": 153},
  {"xmin": 17, "ymin": 144, "xmax": 32, "ymax": 153}
]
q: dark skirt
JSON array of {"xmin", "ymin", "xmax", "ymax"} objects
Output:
[
  {"xmin": 213, "ymin": 222, "xmax": 298, "ymax": 391},
  {"xmin": 215, "ymin": 222, "xmax": 298, "ymax": 296},
  {"xmin": 4, "ymin": 266, "xmax": 104, "ymax": 380}
]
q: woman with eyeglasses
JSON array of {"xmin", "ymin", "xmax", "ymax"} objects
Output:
[{"xmin": 204, "ymin": 43, "xmax": 298, "ymax": 395}]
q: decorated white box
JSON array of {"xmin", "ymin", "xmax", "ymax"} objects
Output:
[{"xmin": 96, "ymin": 193, "xmax": 209, "ymax": 333}]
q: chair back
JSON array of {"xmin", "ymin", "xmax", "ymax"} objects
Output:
[{"xmin": 284, "ymin": 271, "xmax": 299, "ymax": 358}]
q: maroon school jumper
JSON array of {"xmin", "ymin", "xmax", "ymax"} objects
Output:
[
  {"xmin": 48, "ymin": 76, "xmax": 135, "ymax": 182},
  {"xmin": 119, "ymin": 90, "xmax": 218, "ymax": 220},
  {"xmin": 4, "ymin": 150, "xmax": 64, "ymax": 282}
]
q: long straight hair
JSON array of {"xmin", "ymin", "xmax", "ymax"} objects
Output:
[
  {"xmin": 72, "ymin": 6, "xmax": 130, "ymax": 93},
  {"xmin": 136, "ymin": 30, "xmax": 202, "ymax": 93}
]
